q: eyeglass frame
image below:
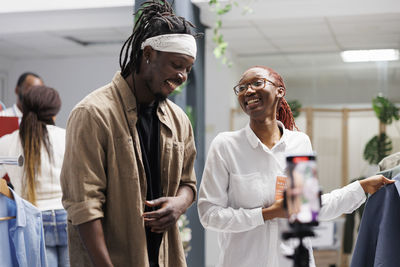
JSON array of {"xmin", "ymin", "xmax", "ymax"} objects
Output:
[{"xmin": 233, "ymin": 78, "xmax": 280, "ymax": 95}]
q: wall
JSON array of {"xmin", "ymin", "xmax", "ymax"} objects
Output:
[
  {"xmin": 2, "ymin": 55, "xmax": 119, "ymax": 127},
  {"xmin": 0, "ymin": 56, "xmax": 13, "ymax": 105},
  {"xmin": 204, "ymin": 36, "xmax": 243, "ymax": 149}
]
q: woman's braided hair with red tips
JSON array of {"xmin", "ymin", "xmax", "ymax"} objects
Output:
[{"xmin": 252, "ymin": 66, "xmax": 298, "ymax": 131}]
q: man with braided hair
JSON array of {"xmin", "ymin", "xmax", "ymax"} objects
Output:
[{"xmin": 61, "ymin": 1, "xmax": 199, "ymax": 266}]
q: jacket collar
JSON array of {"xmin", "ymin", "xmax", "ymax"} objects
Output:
[
  {"xmin": 112, "ymin": 72, "xmax": 137, "ymax": 113},
  {"xmin": 112, "ymin": 71, "xmax": 173, "ymax": 132}
]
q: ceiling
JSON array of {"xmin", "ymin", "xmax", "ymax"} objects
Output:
[
  {"xmin": 0, "ymin": 0, "xmax": 399, "ymax": 62},
  {"xmin": 0, "ymin": 6, "xmax": 134, "ymax": 59},
  {"xmin": 193, "ymin": 0, "xmax": 400, "ymax": 104},
  {"xmin": 0, "ymin": 0, "xmax": 399, "ymax": 103},
  {"xmin": 193, "ymin": 0, "xmax": 400, "ymax": 69}
]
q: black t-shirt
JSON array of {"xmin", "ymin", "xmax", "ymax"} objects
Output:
[{"xmin": 136, "ymin": 102, "xmax": 162, "ymax": 267}]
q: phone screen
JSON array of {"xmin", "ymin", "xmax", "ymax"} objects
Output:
[{"xmin": 286, "ymin": 155, "xmax": 320, "ymax": 225}]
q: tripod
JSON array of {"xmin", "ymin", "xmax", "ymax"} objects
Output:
[{"xmin": 282, "ymin": 223, "xmax": 316, "ymax": 267}]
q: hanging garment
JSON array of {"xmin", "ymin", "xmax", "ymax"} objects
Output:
[
  {"xmin": 0, "ymin": 189, "xmax": 47, "ymax": 267},
  {"xmin": 0, "ymin": 194, "xmax": 14, "ymax": 266},
  {"xmin": 351, "ymin": 174, "xmax": 400, "ymax": 267},
  {"xmin": 378, "ymin": 152, "xmax": 400, "ymax": 171},
  {"xmin": 377, "ymin": 164, "xmax": 400, "ymax": 179}
]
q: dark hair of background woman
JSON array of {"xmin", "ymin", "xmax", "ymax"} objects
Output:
[{"xmin": 19, "ymin": 85, "xmax": 61, "ymax": 205}]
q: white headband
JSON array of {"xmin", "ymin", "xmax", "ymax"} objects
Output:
[{"xmin": 141, "ymin": 34, "xmax": 197, "ymax": 59}]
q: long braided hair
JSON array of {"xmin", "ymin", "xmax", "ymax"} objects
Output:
[
  {"xmin": 250, "ymin": 66, "xmax": 298, "ymax": 131},
  {"xmin": 119, "ymin": 0, "xmax": 199, "ymax": 78},
  {"xmin": 19, "ymin": 85, "xmax": 61, "ymax": 205}
]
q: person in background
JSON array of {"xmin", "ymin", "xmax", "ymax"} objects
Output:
[
  {"xmin": 197, "ymin": 65, "xmax": 393, "ymax": 267},
  {"xmin": 0, "ymin": 85, "xmax": 69, "ymax": 267},
  {"xmin": 60, "ymin": 1, "xmax": 199, "ymax": 266},
  {"xmin": 0, "ymin": 72, "xmax": 44, "ymax": 119}
]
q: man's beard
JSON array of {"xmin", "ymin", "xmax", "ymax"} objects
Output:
[
  {"xmin": 145, "ymin": 79, "xmax": 166, "ymax": 101},
  {"xmin": 154, "ymin": 92, "xmax": 167, "ymax": 101}
]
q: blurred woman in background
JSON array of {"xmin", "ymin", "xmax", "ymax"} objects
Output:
[{"xmin": 0, "ymin": 85, "xmax": 69, "ymax": 266}]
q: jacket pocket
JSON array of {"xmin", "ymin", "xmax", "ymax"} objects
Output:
[{"xmin": 162, "ymin": 141, "xmax": 184, "ymax": 195}]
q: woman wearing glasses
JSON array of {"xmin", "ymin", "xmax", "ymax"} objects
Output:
[{"xmin": 197, "ymin": 66, "xmax": 392, "ymax": 267}]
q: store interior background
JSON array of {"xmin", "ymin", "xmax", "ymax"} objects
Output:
[{"xmin": 1, "ymin": 0, "xmax": 400, "ymax": 266}]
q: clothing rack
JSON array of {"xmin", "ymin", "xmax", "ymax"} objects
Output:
[
  {"xmin": 0, "ymin": 155, "xmax": 22, "ymax": 221},
  {"xmin": 0, "ymin": 155, "xmax": 24, "ymax": 166}
]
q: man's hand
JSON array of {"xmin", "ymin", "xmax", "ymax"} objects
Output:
[
  {"xmin": 142, "ymin": 196, "xmax": 186, "ymax": 233},
  {"xmin": 77, "ymin": 219, "xmax": 114, "ymax": 267},
  {"xmin": 143, "ymin": 185, "xmax": 194, "ymax": 233},
  {"xmin": 359, "ymin": 175, "xmax": 395, "ymax": 195}
]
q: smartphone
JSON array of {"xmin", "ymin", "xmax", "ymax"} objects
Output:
[{"xmin": 285, "ymin": 154, "xmax": 321, "ymax": 225}]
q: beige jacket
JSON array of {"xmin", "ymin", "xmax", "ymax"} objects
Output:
[{"xmin": 61, "ymin": 72, "xmax": 197, "ymax": 267}]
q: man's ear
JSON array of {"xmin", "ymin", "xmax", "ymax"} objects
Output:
[{"xmin": 142, "ymin": 46, "xmax": 156, "ymax": 64}]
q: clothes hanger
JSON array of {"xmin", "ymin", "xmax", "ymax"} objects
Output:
[
  {"xmin": 0, "ymin": 178, "xmax": 16, "ymax": 221},
  {"xmin": 0, "ymin": 155, "xmax": 22, "ymax": 221}
]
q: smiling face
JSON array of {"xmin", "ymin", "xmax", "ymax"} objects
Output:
[
  {"xmin": 140, "ymin": 47, "xmax": 194, "ymax": 102},
  {"xmin": 237, "ymin": 67, "xmax": 285, "ymax": 120}
]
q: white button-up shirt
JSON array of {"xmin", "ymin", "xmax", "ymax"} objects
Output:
[{"xmin": 198, "ymin": 122, "xmax": 366, "ymax": 267}]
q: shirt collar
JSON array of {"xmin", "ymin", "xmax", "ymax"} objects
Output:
[
  {"xmin": 245, "ymin": 120, "xmax": 288, "ymax": 149},
  {"xmin": 10, "ymin": 189, "xmax": 27, "ymax": 228},
  {"xmin": 158, "ymin": 100, "xmax": 167, "ymax": 115}
]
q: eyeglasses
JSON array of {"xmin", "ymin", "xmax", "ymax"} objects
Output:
[{"xmin": 233, "ymin": 78, "xmax": 279, "ymax": 95}]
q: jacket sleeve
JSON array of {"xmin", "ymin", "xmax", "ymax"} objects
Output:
[
  {"xmin": 60, "ymin": 107, "xmax": 108, "ymax": 225},
  {"xmin": 197, "ymin": 135, "xmax": 264, "ymax": 233},
  {"xmin": 179, "ymin": 116, "xmax": 197, "ymax": 202}
]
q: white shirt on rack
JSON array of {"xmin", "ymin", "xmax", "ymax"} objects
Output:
[
  {"xmin": 198, "ymin": 121, "xmax": 366, "ymax": 267},
  {"xmin": 0, "ymin": 104, "xmax": 23, "ymax": 118},
  {"xmin": 0, "ymin": 125, "xmax": 65, "ymax": 211}
]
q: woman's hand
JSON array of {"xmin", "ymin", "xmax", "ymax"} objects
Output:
[
  {"xmin": 359, "ymin": 175, "xmax": 395, "ymax": 195},
  {"xmin": 262, "ymin": 199, "xmax": 287, "ymax": 221}
]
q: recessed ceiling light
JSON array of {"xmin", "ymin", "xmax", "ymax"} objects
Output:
[{"xmin": 341, "ymin": 49, "xmax": 399, "ymax": 62}]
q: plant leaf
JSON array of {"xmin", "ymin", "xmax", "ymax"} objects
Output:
[{"xmin": 363, "ymin": 133, "xmax": 393, "ymax": 165}]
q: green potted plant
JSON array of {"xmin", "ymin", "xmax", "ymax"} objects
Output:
[{"xmin": 363, "ymin": 96, "xmax": 399, "ymax": 165}]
